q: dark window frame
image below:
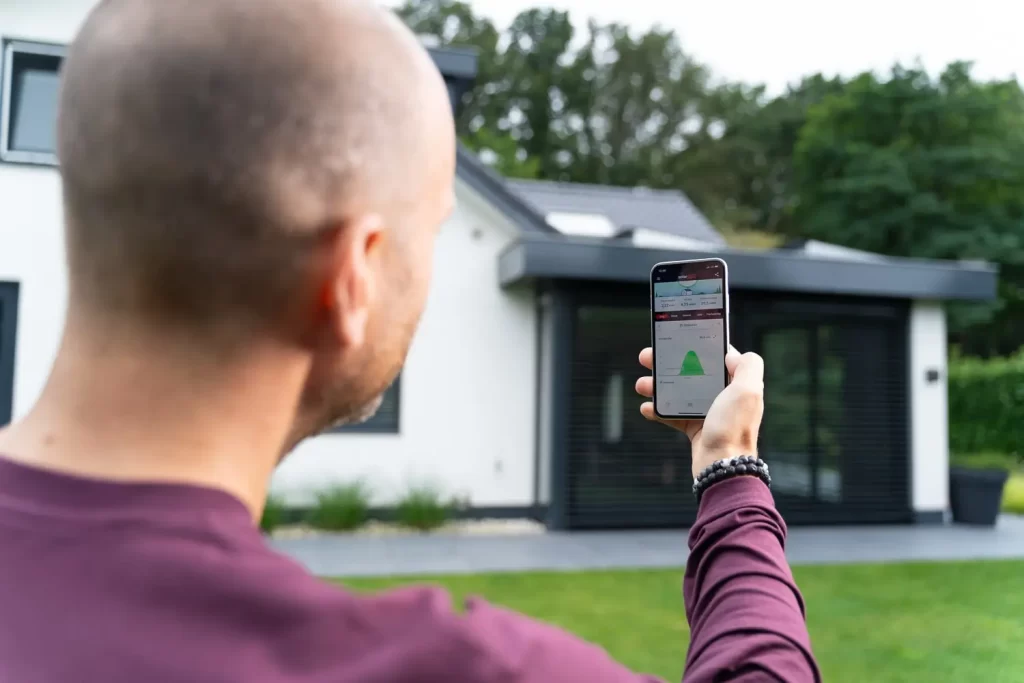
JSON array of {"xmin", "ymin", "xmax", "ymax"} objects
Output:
[
  {"xmin": 0, "ymin": 282, "xmax": 18, "ymax": 427},
  {"xmin": 330, "ymin": 375, "xmax": 402, "ymax": 435},
  {"xmin": 1, "ymin": 39, "xmax": 66, "ymax": 166}
]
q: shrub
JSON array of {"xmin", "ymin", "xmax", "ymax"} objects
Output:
[
  {"xmin": 1003, "ymin": 473, "xmax": 1024, "ymax": 515},
  {"xmin": 948, "ymin": 350, "xmax": 1024, "ymax": 458},
  {"xmin": 307, "ymin": 482, "xmax": 372, "ymax": 532},
  {"xmin": 260, "ymin": 494, "xmax": 287, "ymax": 534},
  {"xmin": 395, "ymin": 484, "xmax": 454, "ymax": 532}
]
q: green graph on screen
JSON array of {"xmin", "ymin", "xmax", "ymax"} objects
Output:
[{"xmin": 679, "ymin": 350, "xmax": 705, "ymax": 376}]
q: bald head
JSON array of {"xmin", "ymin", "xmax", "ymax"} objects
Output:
[{"xmin": 58, "ymin": 0, "xmax": 453, "ymax": 340}]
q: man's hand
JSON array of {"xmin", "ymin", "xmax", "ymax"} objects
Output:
[{"xmin": 635, "ymin": 345, "xmax": 765, "ymax": 477}]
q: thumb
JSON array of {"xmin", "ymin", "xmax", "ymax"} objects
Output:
[
  {"xmin": 725, "ymin": 345, "xmax": 742, "ymax": 377},
  {"xmin": 729, "ymin": 352, "xmax": 764, "ymax": 390}
]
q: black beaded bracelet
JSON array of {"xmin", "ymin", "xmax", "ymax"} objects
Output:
[{"xmin": 693, "ymin": 455, "xmax": 771, "ymax": 504}]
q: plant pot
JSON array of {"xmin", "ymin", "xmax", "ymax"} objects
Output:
[{"xmin": 949, "ymin": 467, "xmax": 1009, "ymax": 526}]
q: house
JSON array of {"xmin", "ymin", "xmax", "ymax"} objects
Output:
[{"xmin": 0, "ymin": 3, "xmax": 998, "ymax": 529}]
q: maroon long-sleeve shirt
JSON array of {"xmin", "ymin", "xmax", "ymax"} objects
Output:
[{"xmin": 0, "ymin": 455, "xmax": 819, "ymax": 682}]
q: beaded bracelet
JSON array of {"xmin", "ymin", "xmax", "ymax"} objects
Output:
[{"xmin": 692, "ymin": 455, "xmax": 771, "ymax": 504}]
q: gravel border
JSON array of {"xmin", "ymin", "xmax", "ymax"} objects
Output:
[{"xmin": 270, "ymin": 517, "xmax": 546, "ymax": 540}]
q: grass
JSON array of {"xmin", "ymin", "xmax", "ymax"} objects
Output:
[{"xmin": 340, "ymin": 560, "xmax": 1024, "ymax": 682}]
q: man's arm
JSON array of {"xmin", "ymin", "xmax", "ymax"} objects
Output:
[
  {"xmin": 682, "ymin": 476, "xmax": 821, "ymax": 682},
  {"xmin": 460, "ymin": 598, "xmax": 669, "ymax": 683}
]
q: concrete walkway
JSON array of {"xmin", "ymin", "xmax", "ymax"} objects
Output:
[{"xmin": 272, "ymin": 515, "xmax": 1024, "ymax": 577}]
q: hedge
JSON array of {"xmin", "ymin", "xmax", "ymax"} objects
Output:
[{"xmin": 948, "ymin": 351, "xmax": 1024, "ymax": 456}]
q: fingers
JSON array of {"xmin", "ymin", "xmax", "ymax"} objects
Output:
[
  {"xmin": 640, "ymin": 402, "xmax": 702, "ymax": 440},
  {"xmin": 730, "ymin": 352, "xmax": 765, "ymax": 390},
  {"xmin": 639, "ymin": 345, "xmax": 759, "ymax": 391}
]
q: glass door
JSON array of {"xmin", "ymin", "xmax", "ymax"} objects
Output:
[{"xmin": 736, "ymin": 293, "xmax": 912, "ymax": 524}]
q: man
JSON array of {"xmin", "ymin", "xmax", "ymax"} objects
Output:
[{"xmin": 0, "ymin": 0, "xmax": 820, "ymax": 681}]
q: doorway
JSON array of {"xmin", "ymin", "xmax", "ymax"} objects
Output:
[
  {"xmin": 735, "ymin": 294, "xmax": 911, "ymax": 524},
  {"xmin": 562, "ymin": 285, "xmax": 912, "ymax": 529}
]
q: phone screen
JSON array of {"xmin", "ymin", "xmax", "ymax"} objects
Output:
[{"xmin": 650, "ymin": 259, "xmax": 729, "ymax": 418}]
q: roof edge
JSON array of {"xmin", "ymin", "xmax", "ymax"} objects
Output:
[
  {"xmin": 498, "ymin": 236, "xmax": 998, "ymax": 301},
  {"xmin": 507, "ymin": 178, "xmax": 688, "ymax": 199},
  {"xmin": 456, "ymin": 146, "xmax": 557, "ymax": 235},
  {"xmin": 427, "ymin": 46, "xmax": 478, "ymax": 81}
]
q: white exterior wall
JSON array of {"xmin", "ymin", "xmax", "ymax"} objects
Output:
[
  {"xmin": 909, "ymin": 301, "xmax": 949, "ymax": 514},
  {"xmin": 0, "ymin": 1, "xmax": 539, "ymax": 509},
  {"xmin": 0, "ymin": 167, "xmax": 66, "ymax": 419},
  {"xmin": 274, "ymin": 182, "xmax": 538, "ymax": 506},
  {"xmin": 0, "ymin": 0, "xmax": 120, "ymax": 423}
]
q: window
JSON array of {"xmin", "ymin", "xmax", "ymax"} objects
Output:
[
  {"xmin": 331, "ymin": 376, "xmax": 401, "ymax": 434},
  {"xmin": 601, "ymin": 373, "xmax": 623, "ymax": 444},
  {"xmin": 2, "ymin": 41, "xmax": 66, "ymax": 165},
  {"xmin": 0, "ymin": 282, "xmax": 16, "ymax": 427}
]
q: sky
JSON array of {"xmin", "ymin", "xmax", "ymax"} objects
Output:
[{"xmin": 453, "ymin": 0, "xmax": 1024, "ymax": 94}]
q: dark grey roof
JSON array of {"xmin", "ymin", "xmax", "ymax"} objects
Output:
[
  {"xmin": 507, "ymin": 179, "xmax": 725, "ymax": 245},
  {"xmin": 455, "ymin": 147, "xmax": 556, "ymax": 235},
  {"xmin": 498, "ymin": 235, "xmax": 998, "ymax": 301}
]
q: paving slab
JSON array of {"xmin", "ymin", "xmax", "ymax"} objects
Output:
[{"xmin": 271, "ymin": 515, "xmax": 1024, "ymax": 578}]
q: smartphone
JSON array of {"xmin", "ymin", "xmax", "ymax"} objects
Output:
[{"xmin": 650, "ymin": 258, "xmax": 730, "ymax": 419}]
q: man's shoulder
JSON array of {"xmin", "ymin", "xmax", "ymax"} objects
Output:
[{"xmin": 192, "ymin": 544, "xmax": 651, "ymax": 681}]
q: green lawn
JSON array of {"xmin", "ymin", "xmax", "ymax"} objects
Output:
[{"xmin": 341, "ymin": 560, "xmax": 1024, "ymax": 682}]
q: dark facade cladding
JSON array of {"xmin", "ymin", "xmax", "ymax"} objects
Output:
[
  {"xmin": 542, "ymin": 282, "xmax": 915, "ymax": 529},
  {"xmin": 498, "ymin": 236, "xmax": 997, "ymax": 301}
]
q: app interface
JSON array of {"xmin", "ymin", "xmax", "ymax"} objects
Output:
[{"xmin": 652, "ymin": 261, "xmax": 726, "ymax": 416}]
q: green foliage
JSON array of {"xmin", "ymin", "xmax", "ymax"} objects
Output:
[
  {"xmin": 259, "ymin": 494, "xmax": 287, "ymax": 533},
  {"xmin": 395, "ymin": 484, "xmax": 454, "ymax": 532},
  {"xmin": 399, "ymin": 0, "xmax": 718, "ymax": 188},
  {"xmin": 402, "ymin": 2, "xmax": 1024, "ymax": 353},
  {"xmin": 307, "ymin": 482, "xmax": 372, "ymax": 532},
  {"xmin": 792, "ymin": 63, "xmax": 1024, "ymax": 354},
  {"xmin": 949, "ymin": 351, "xmax": 1024, "ymax": 457},
  {"xmin": 949, "ymin": 451, "xmax": 1021, "ymax": 471},
  {"xmin": 1003, "ymin": 473, "xmax": 1024, "ymax": 514},
  {"xmin": 681, "ymin": 75, "xmax": 847, "ymax": 235}
]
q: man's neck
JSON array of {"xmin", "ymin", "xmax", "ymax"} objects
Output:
[{"xmin": 0, "ymin": 322, "xmax": 307, "ymax": 520}]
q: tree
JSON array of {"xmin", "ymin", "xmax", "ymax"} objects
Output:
[
  {"xmin": 791, "ymin": 62, "xmax": 1024, "ymax": 355},
  {"xmin": 673, "ymin": 75, "xmax": 847, "ymax": 237},
  {"xmin": 398, "ymin": 0, "xmax": 540, "ymax": 177},
  {"xmin": 398, "ymin": 0, "xmax": 721, "ymax": 190},
  {"xmin": 554, "ymin": 22, "xmax": 712, "ymax": 188}
]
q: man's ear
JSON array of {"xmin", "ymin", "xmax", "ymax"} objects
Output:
[{"xmin": 322, "ymin": 213, "xmax": 384, "ymax": 349}]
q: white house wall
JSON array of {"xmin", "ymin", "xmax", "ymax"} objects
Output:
[
  {"xmin": 0, "ymin": 0, "xmax": 136, "ymax": 423},
  {"xmin": 0, "ymin": 0, "xmax": 539, "ymax": 509},
  {"xmin": 0, "ymin": 165, "xmax": 66, "ymax": 420},
  {"xmin": 909, "ymin": 301, "xmax": 949, "ymax": 515},
  {"xmin": 274, "ymin": 181, "xmax": 538, "ymax": 507}
]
